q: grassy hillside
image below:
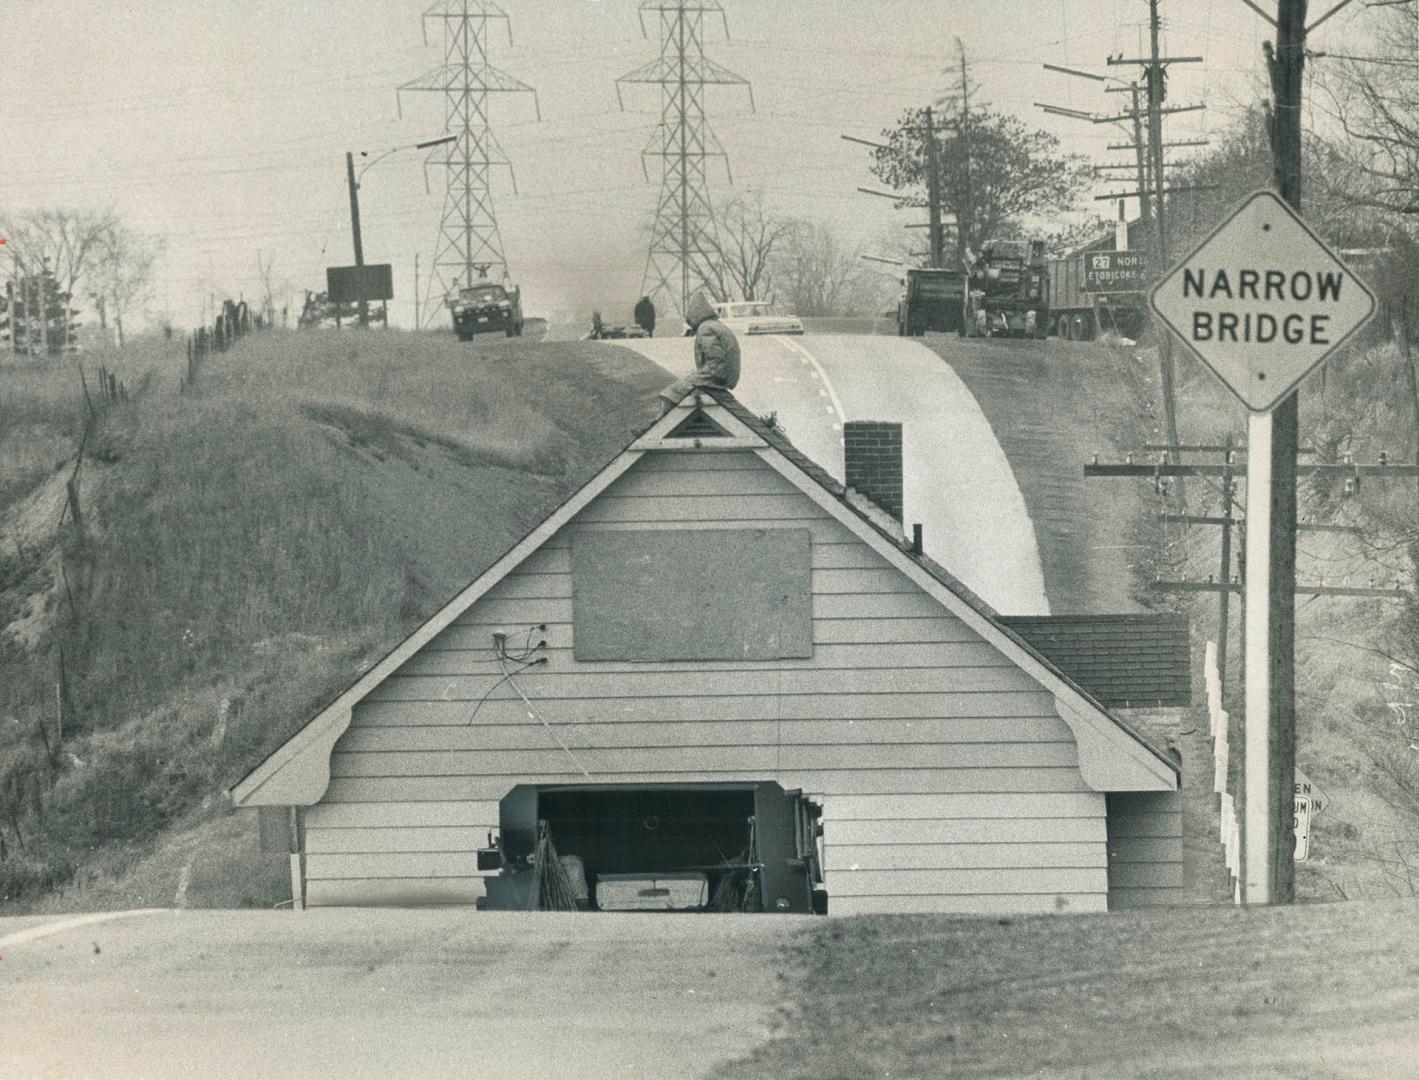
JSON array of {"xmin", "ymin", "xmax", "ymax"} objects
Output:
[
  {"xmin": 722, "ymin": 898, "xmax": 1419, "ymax": 1079},
  {"xmin": 0, "ymin": 329, "xmax": 667, "ymax": 910}
]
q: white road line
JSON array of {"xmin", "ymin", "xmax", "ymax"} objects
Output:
[
  {"xmin": 776, "ymin": 335, "xmax": 848, "ymax": 425},
  {"xmin": 0, "ymin": 908, "xmax": 165, "ymax": 949}
]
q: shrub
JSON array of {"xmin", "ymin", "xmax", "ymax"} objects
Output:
[{"xmin": 0, "ymin": 853, "xmax": 73, "ymax": 904}]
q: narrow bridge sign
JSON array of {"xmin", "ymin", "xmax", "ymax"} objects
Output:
[{"xmin": 1150, "ymin": 190, "xmax": 1377, "ymax": 412}]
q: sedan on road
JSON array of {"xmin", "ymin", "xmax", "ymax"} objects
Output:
[{"xmin": 713, "ymin": 300, "xmax": 804, "ymax": 336}]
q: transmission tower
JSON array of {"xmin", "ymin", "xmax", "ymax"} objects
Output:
[
  {"xmin": 398, "ymin": 1, "xmax": 539, "ymax": 327},
  {"xmin": 617, "ymin": 1, "xmax": 753, "ymax": 321}
]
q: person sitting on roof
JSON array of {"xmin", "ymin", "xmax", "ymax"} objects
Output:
[{"xmin": 659, "ymin": 291, "xmax": 741, "ymax": 411}]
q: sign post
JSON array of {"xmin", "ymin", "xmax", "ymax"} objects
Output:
[
  {"xmin": 1150, "ymin": 188, "xmax": 1376, "ymax": 904},
  {"xmin": 1244, "ymin": 408, "xmax": 1273, "ymax": 900}
]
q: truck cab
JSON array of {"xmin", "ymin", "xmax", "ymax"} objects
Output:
[
  {"xmin": 964, "ymin": 239, "xmax": 1049, "ymax": 339},
  {"xmin": 450, "ymin": 282, "xmax": 524, "ymax": 340}
]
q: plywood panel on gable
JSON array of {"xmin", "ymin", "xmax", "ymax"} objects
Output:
[{"xmin": 571, "ymin": 527, "xmax": 813, "ymax": 661}]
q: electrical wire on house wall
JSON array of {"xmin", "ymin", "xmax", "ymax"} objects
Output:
[
  {"xmin": 497, "ymin": 654, "xmax": 594, "ymax": 781},
  {"xmin": 461, "ymin": 625, "xmax": 550, "ymax": 725}
]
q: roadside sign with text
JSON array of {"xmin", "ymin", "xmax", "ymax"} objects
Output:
[
  {"xmin": 1085, "ymin": 250, "xmax": 1148, "ymax": 293},
  {"xmin": 1149, "ymin": 190, "xmax": 1377, "ymax": 412},
  {"xmin": 327, "ymin": 264, "xmax": 394, "ymax": 304},
  {"xmin": 1295, "ymin": 767, "xmax": 1327, "ymax": 816},
  {"xmin": 1294, "ymin": 794, "xmax": 1313, "ymax": 862}
]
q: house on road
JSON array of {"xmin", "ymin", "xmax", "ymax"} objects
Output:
[{"xmin": 232, "ymin": 386, "xmax": 1186, "ymax": 915}]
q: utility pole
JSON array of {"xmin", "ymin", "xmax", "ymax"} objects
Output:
[
  {"xmin": 1146, "ymin": 0, "xmax": 1184, "ymax": 507},
  {"xmin": 1130, "ymin": 83, "xmax": 1152, "ymax": 241},
  {"xmin": 345, "ymin": 150, "xmax": 368, "ymax": 328},
  {"xmin": 1146, "ymin": 0, "xmax": 1170, "ymax": 259},
  {"xmin": 956, "ymin": 38, "xmax": 974, "ymax": 260},
  {"xmin": 414, "ymin": 253, "xmax": 421, "ymax": 330},
  {"xmin": 1225, "ymin": 0, "xmax": 1360, "ymax": 909},
  {"xmin": 923, "ymin": 108, "xmax": 944, "ymax": 269},
  {"xmin": 1256, "ymin": 0, "xmax": 1307, "ymax": 907}
]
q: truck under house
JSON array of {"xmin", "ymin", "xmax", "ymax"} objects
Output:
[{"xmin": 232, "ymin": 387, "xmax": 1186, "ymax": 915}]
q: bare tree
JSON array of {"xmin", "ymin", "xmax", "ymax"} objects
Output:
[
  {"xmin": 90, "ymin": 224, "xmax": 164, "ymax": 349},
  {"xmin": 771, "ymin": 220, "xmax": 892, "ymax": 317},
  {"xmin": 1317, "ymin": 2, "xmax": 1418, "ymax": 220},
  {"xmin": 0, "ymin": 207, "xmax": 118, "ymax": 304},
  {"xmin": 697, "ymin": 191, "xmax": 797, "ymax": 302}
]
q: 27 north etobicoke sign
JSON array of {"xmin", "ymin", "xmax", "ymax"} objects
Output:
[{"xmin": 1150, "ymin": 190, "xmax": 1377, "ymax": 412}]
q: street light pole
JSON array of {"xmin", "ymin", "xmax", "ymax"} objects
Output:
[
  {"xmin": 345, "ymin": 151, "xmax": 368, "ymax": 327},
  {"xmin": 345, "ymin": 136, "xmax": 455, "ymax": 331}
]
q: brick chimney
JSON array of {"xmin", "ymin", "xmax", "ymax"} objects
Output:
[{"xmin": 843, "ymin": 420, "xmax": 903, "ymax": 522}]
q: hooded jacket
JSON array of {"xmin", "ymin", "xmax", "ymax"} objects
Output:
[{"xmin": 684, "ymin": 292, "xmax": 740, "ymax": 390}]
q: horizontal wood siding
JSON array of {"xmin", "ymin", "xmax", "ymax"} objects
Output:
[
  {"xmin": 1106, "ymin": 790, "xmax": 1185, "ymax": 909},
  {"xmin": 306, "ymin": 451, "xmax": 1112, "ymax": 913}
]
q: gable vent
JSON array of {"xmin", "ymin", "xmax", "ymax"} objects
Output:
[{"xmin": 667, "ymin": 408, "xmax": 731, "ymax": 439}]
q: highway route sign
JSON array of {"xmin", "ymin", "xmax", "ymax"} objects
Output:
[
  {"xmin": 1085, "ymin": 250, "xmax": 1148, "ymax": 293},
  {"xmin": 1150, "ymin": 190, "xmax": 1377, "ymax": 412},
  {"xmin": 1294, "ymin": 794, "xmax": 1313, "ymax": 862}
]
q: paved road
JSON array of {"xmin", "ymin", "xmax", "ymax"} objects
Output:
[
  {"xmin": 1, "ymin": 908, "xmax": 810, "ymax": 1080},
  {"xmin": 627, "ymin": 333, "xmax": 1048, "ymax": 615}
]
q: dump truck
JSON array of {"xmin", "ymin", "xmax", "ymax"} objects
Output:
[
  {"xmin": 450, "ymin": 282, "xmax": 523, "ymax": 340},
  {"xmin": 963, "ymin": 238, "xmax": 1050, "ymax": 338},
  {"xmin": 476, "ymin": 781, "xmax": 828, "ymax": 914},
  {"xmin": 896, "ymin": 267, "xmax": 966, "ymax": 336},
  {"xmin": 1047, "ymin": 249, "xmax": 1149, "ymax": 341}
]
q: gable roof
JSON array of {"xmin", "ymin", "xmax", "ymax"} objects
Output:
[
  {"xmin": 1001, "ymin": 614, "xmax": 1191, "ymax": 708},
  {"xmin": 231, "ymin": 386, "xmax": 1177, "ymax": 807}
]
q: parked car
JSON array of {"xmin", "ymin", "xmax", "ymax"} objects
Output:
[{"xmin": 711, "ymin": 300, "xmax": 804, "ymax": 336}]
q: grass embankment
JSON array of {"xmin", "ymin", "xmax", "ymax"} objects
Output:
[
  {"xmin": 1151, "ymin": 333, "xmax": 1419, "ymax": 901},
  {"xmin": 728, "ymin": 899, "xmax": 1419, "ymax": 1079},
  {"xmin": 923, "ymin": 333, "xmax": 1161, "ymax": 614},
  {"xmin": 0, "ymin": 330, "xmax": 667, "ymax": 910}
]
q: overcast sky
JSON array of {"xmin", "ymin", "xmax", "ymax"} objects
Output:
[{"xmin": 0, "ymin": 1, "xmax": 1374, "ymax": 329}]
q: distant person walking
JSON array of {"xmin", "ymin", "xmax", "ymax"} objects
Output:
[
  {"xmin": 658, "ymin": 291, "xmax": 741, "ymax": 412},
  {"xmin": 634, "ymin": 294, "xmax": 656, "ymax": 337}
]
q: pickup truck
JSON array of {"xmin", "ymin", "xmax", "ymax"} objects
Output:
[{"xmin": 450, "ymin": 283, "xmax": 524, "ymax": 340}]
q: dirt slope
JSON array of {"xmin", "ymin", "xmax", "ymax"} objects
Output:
[{"xmin": 0, "ymin": 331, "xmax": 669, "ymax": 911}]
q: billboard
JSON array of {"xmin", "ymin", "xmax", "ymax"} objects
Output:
[
  {"xmin": 326, "ymin": 264, "xmax": 394, "ymax": 304},
  {"xmin": 1084, "ymin": 250, "xmax": 1148, "ymax": 293}
]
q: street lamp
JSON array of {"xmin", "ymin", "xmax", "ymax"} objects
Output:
[{"xmin": 345, "ymin": 134, "xmax": 456, "ymax": 326}]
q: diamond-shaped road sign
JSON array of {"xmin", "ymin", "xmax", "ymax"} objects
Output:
[{"xmin": 1150, "ymin": 189, "xmax": 1377, "ymax": 412}]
